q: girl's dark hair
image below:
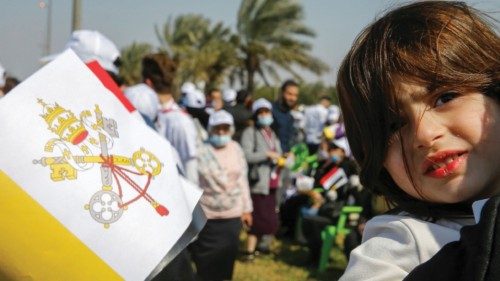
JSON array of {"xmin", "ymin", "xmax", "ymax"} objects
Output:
[
  {"xmin": 141, "ymin": 53, "xmax": 177, "ymax": 96},
  {"xmin": 337, "ymin": 1, "xmax": 500, "ymax": 218}
]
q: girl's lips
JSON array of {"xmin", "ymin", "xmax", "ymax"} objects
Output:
[{"xmin": 422, "ymin": 151, "xmax": 468, "ymax": 178}]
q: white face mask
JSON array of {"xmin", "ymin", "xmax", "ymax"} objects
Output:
[
  {"xmin": 257, "ymin": 115, "xmax": 273, "ymax": 127},
  {"xmin": 209, "ymin": 134, "xmax": 231, "ymax": 147}
]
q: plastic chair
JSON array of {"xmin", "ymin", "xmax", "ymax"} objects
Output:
[{"xmin": 318, "ymin": 205, "xmax": 363, "ymax": 272}]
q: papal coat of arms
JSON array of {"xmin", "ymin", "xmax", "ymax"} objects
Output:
[{"xmin": 33, "ymin": 99, "xmax": 168, "ymax": 228}]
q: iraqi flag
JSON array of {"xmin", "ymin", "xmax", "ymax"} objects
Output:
[
  {"xmin": 0, "ymin": 50, "xmax": 205, "ymax": 280},
  {"xmin": 319, "ymin": 166, "xmax": 348, "ymax": 190}
]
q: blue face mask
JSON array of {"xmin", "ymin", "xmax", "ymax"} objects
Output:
[
  {"xmin": 209, "ymin": 134, "xmax": 231, "ymax": 147},
  {"xmin": 331, "ymin": 155, "xmax": 340, "ymax": 164},
  {"xmin": 257, "ymin": 115, "xmax": 273, "ymax": 127}
]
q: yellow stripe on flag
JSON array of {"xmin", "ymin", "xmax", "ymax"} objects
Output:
[{"xmin": 0, "ymin": 171, "xmax": 122, "ymax": 281}]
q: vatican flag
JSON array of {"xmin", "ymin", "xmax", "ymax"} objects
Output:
[{"xmin": 0, "ymin": 50, "xmax": 205, "ymax": 280}]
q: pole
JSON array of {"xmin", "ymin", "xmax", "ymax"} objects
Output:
[
  {"xmin": 71, "ymin": 0, "xmax": 81, "ymax": 31},
  {"xmin": 46, "ymin": 0, "xmax": 52, "ymax": 56}
]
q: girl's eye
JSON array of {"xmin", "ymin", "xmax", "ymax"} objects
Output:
[{"xmin": 435, "ymin": 92, "xmax": 458, "ymax": 107}]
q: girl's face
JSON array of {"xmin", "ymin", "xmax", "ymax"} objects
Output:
[{"xmin": 384, "ymin": 82, "xmax": 500, "ymax": 204}]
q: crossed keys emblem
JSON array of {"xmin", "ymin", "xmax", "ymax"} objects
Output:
[{"xmin": 33, "ymin": 99, "xmax": 168, "ymax": 228}]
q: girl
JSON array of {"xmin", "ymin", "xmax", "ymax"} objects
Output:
[
  {"xmin": 337, "ymin": 1, "xmax": 500, "ymax": 280},
  {"xmin": 241, "ymin": 98, "xmax": 283, "ymax": 260},
  {"xmin": 190, "ymin": 110, "xmax": 253, "ymax": 281}
]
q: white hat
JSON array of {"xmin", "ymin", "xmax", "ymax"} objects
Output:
[
  {"xmin": 0, "ymin": 62, "xmax": 5, "ymax": 88},
  {"xmin": 208, "ymin": 110, "xmax": 234, "ymax": 128},
  {"xmin": 124, "ymin": 83, "xmax": 160, "ymax": 121},
  {"xmin": 42, "ymin": 30, "xmax": 120, "ymax": 74},
  {"xmin": 183, "ymin": 86, "xmax": 206, "ymax": 109},
  {"xmin": 332, "ymin": 136, "xmax": 351, "ymax": 157},
  {"xmin": 181, "ymin": 82, "xmax": 196, "ymax": 95},
  {"xmin": 222, "ymin": 89, "xmax": 237, "ymax": 102},
  {"xmin": 251, "ymin": 98, "xmax": 272, "ymax": 114}
]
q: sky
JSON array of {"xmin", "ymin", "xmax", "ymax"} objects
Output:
[{"xmin": 0, "ymin": 0, "xmax": 499, "ymax": 86}]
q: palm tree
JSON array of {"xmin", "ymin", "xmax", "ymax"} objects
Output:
[
  {"xmin": 236, "ymin": 0, "xmax": 329, "ymax": 93},
  {"xmin": 119, "ymin": 42, "xmax": 153, "ymax": 85},
  {"xmin": 156, "ymin": 14, "xmax": 237, "ymax": 90}
]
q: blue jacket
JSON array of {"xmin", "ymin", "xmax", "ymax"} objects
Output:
[{"xmin": 272, "ymin": 101, "xmax": 295, "ymax": 152}]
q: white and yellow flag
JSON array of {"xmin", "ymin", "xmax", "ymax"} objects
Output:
[{"xmin": 0, "ymin": 50, "xmax": 205, "ymax": 280}]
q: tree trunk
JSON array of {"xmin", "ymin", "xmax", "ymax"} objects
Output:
[{"xmin": 247, "ymin": 68, "xmax": 255, "ymax": 94}]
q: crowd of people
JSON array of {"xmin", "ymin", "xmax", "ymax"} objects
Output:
[
  {"xmin": 1, "ymin": 28, "xmax": 371, "ymax": 281},
  {"xmin": 2, "ymin": 1, "xmax": 499, "ymax": 280}
]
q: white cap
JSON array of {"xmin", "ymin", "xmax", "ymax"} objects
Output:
[
  {"xmin": 183, "ymin": 85, "xmax": 206, "ymax": 109},
  {"xmin": 251, "ymin": 98, "xmax": 272, "ymax": 114},
  {"xmin": 124, "ymin": 83, "xmax": 160, "ymax": 121},
  {"xmin": 223, "ymin": 89, "xmax": 237, "ymax": 102},
  {"xmin": 332, "ymin": 136, "xmax": 351, "ymax": 157},
  {"xmin": 208, "ymin": 110, "xmax": 234, "ymax": 128},
  {"xmin": 181, "ymin": 82, "xmax": 196, "ymax": 95},
  {"xmin": 0, "ymin": 62, "xmax": 5, "ymax": 88},
  {"xmin": 41, "ymin": 30, "xmax": 120, "ymax": 74}
]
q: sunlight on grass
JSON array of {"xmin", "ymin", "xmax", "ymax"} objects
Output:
[{"xmin": 233, "ymin": 232, "xmax": 346, "ymax": 281}]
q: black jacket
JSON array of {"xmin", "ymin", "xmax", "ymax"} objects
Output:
[{"xmin": 404, "ymin": 196, "xmax": 500, "ymax": 281}]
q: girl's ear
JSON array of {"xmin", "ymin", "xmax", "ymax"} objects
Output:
[{"xmin": 144, "ymin": 79, "xmax": 153, "ymax": 88}]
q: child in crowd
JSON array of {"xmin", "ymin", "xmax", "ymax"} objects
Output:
[
  {"xmin": 337, "ymin": 1, "xmax": 499, "ymax": 280},
  {"xmin": 301, "ymin": 138, "xmax": 367, "ymax": 265}
]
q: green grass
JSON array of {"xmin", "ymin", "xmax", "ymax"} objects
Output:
[{"xmin": 233, "ymin": 232, "xmax": 346, "ymax": 281}]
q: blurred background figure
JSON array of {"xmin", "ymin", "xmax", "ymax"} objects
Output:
[
  {"xmin": 41, "ymin": 29, "xmax": 124, "ymax": 88},
  {"xmin": 326, "ymin": 104, "xmax": 340, "ymax": 125},
  {"xmin": 272, "ymin": 79, "xmax": 300, "ymax": 153},
  {"xmin": 182, "ymin": 82, "xmax": 210, "ymax": 129},
  {"xmin": 225, "ymin": 89, "xmax": 253, "ymax": 142},
  {"xmin": 301, "ymin": 138, "xmax": 367, "ymax": 266},
  {"xmin": 0, "ymin": 62, "xmax": 21, "ymax": 98},
  {"xmin": 0, "ymin": 62, "xmax": 6, "ymax": 98},
  {"xmin": 191, "ymin": 110, "xmax": 253, "ymax": 281},
  {"xmin": 303, "ymin": 96, "xmax": 331, "ymax": 154},
  {"xmin": 142, "ymin": 53, "xmax": 197, "ymax": 281},
  {"xmin": 141, "ymin": 53, "xmax": 198, "ymax": 184},
  {"xmin": 241, "ymin": 98, "xmax": 282, "ymax": 261},
  {"xmin": 222, "ymin": 88, "xmax": 237, "ymax": 108},
  {"xmin": 3, "ymin": 76, "xmax": 20, "ymax": 95},
  {"xmin": 123, "ymin": 83, "xmax": 160, "ymax": 129},
  {"xmin": 205, "ymin": 88, "xmax": 223, "ymax": 114}
]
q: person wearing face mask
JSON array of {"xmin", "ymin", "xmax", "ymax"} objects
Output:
[
  {"xmin": 299, "ymin": 137, "xmax": 367, "ymax": 265},
  {"xmin": 241, "ymin": 98, "xmax": 283, "ymax": 261},
  {"xmin": 190, "ymin": 110, "xmax": 253, "ymax": 281}
]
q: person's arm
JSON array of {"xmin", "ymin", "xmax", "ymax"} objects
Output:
[
  {"xmin": 236, "ymin": 144, "xmax": 253, "ymax": 228},
  {"xmin": 340, "ymin": 215, "xmax": 421, "ymax": 281},
  {"xmin": 241, "ymin": 127, "xmax": 268, "ymax": 164}
]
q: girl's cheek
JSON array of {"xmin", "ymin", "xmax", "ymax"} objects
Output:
[{"xmin": 385, "ymin": 146, "xmax": 410, "ymax": 190}]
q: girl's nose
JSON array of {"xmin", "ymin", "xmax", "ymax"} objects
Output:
[{"xmin": 412, "ymin": 112, "xmax": 444, "ymax": 149}]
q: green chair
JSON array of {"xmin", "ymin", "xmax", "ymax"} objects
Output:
[{"xmin": 318, "ymin": 205, "xmax": 363, "ymax": 272}]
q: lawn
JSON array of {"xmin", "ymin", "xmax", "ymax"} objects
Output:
[{"xmin": 233, "ymin": 232, "xmax": 346, "ymax": 281}]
